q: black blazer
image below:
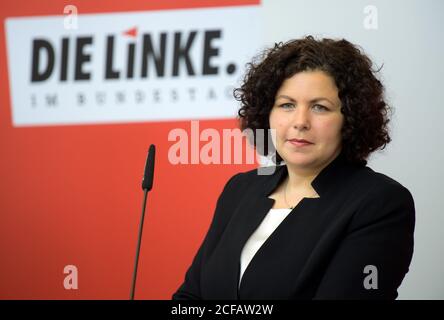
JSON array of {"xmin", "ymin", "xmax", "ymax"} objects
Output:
[{"xmin": 172, "ymin": 153, "xmax": 415, "ymax": 300}]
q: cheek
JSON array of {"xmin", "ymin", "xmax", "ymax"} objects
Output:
[
  {"xmin": 269, "ymin": 112, "xmax": 286, "ymax": 132},
  {"xmin": 273, "ymin": 110, "xmax": 291, "ymax": 124},
  {"xmin": 314, "ymin": 117, "xmax": 343, "ymax": 141}
]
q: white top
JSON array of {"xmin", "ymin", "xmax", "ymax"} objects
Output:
[{"xmin": 238, "ymin": 208, "xmax": 293, "ymax": 288}]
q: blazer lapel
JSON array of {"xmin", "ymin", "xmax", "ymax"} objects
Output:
[
  {"xmin": 202, "ymin": 152, "xmax": 364, "ymax": 299},
  {"xmin": 202, "ymin": 165, "xmax": 288, "ymax": 298}
]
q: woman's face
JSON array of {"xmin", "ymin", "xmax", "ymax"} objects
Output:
[{"xmin": 269, "ymin": 70, "xmax": 344, "ymax": 170}]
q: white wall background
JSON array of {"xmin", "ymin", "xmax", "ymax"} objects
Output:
[{"xmin": 260, "ymin": 0, "xmax": 444, "ymax": 299}]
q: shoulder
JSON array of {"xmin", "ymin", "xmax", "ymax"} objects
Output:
[
  {"xmin": 353, "ymin": 166, "xmax": 414, "ymax": 204},
  {"xmin": 348, "ymin": 166, "xmax": 415, "ymax": 229}
]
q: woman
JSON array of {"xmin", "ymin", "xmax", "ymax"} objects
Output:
[{"xmin": 172, "ymin": 36, "xmax": 415, "ymax": 300}]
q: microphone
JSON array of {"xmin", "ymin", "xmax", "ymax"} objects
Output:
[
  {"xmin": 141, "ymin": 144, "xmax": 155, "ymax": 191},
  {"xmin": 130, "ymin": 144, "xmax": 156, "ymax": 300}
]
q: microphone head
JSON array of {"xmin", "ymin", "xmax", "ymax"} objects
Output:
[{"xmin": 142, "ymin": 144, "xmax": 155, "ymax": 191}]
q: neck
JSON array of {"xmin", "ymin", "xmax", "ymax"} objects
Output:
[
  {"xmin": 284, "ymin": 151, "xmax": 342, "ymax": 194},
  {"xmin": 285, "ymin": 165, "xmax": 320, "ymax": 193}
]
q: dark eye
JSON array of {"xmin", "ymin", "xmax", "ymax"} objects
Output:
[
  {"xmin": 313, "ymin": 104, "xmax": 328, "ymax": 112},
  {"xmin": 279, "ymin": 103, "xmax": 294, "ymax": 109}
]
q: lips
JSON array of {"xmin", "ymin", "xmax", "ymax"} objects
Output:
[
  {"xmin": 288, "ymin": 138, "xmax": 313, "ymax": 144},
  {"xmin": 287, "ymin": 138, "xmax": 313, "ymax": 147}
]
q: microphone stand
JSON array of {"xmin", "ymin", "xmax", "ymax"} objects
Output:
[
  {"xmin": 130, "ymin": 188, "xmax": 149, "ymax": 300},
  {"xmin": 130, "ymin": 145, "xmax": 155, "ymax": 300}
]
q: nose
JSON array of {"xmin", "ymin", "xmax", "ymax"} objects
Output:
[{"xmin": 291, "ymin": 106, "xmax": 310, "ymax": 131}]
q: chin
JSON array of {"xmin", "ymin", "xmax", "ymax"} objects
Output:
[{"xmin": 282, "ymin": 153, "xmax": 318, "ymax": 167}]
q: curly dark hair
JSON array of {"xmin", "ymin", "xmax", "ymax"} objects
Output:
[{"xmin": 234, "ymin": 35, "xmax": 391, "ymax": 166}]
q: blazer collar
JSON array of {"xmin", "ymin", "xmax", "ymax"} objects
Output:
[{"xmin": 261, "ymin": 152, "xmax": 360, "ymax": 198}]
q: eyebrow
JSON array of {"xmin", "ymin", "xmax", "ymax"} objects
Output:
[{"xmin": 276, "ymin": 95, "xmax": 336, "ymax": 106}]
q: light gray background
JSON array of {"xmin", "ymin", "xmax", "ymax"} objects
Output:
[{"xmin": 260, "ymin": 0, "xmax": 444, "ymax": 299}]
